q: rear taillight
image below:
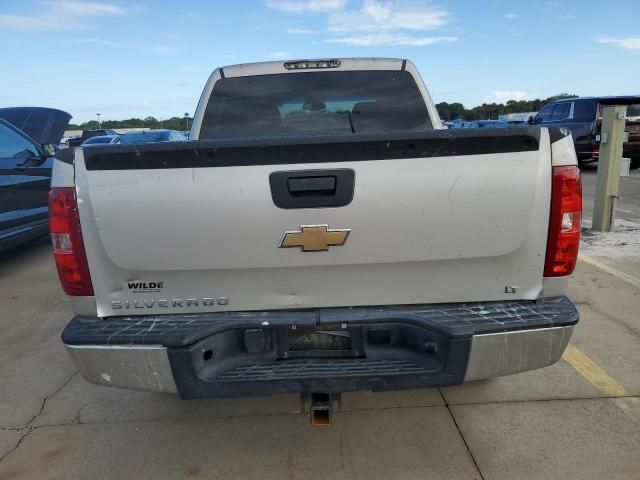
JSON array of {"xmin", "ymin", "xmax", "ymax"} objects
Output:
[
  {"xmin": 544, "ymin": 166, "xmax": 582, "ymax": 277},
  {"xmin": 49, "ymin": 187, "xmax": 94, "ymax": 296}
]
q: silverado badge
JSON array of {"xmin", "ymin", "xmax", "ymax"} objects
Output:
[{"xmin": 279, "ymin": 225, "xmax": 350, "ymax": 252}]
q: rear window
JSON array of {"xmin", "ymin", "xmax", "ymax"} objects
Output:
[
  {"xmin": 551, "ymin": 102, "xmax": 571, "ymax": 121},
  {"xmin": 573, "ymin": 100, "xmax": 597, "ymax": 121},
  {"xmin": 83, "ymin": 136, "xmax": 112, "ymax": 145},
  {"xmin": 82, "ymin": 130, "xmax": 106, "ymax": 138},
  {"xmin": 200, "ymin": 70, "xmax": 432, "ymax": 139},
  {"xmin": 118, "ymin": 131, "xmax": 167, "ymax": 144}
]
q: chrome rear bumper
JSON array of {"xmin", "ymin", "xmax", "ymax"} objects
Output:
[
  {"xmin": 464, "ymin": 325, "xmax": 573, "ymax": 381},
  {"xmin": 63, "ymin": 298, "xmax": 577, "ymax": 396},
  {"xmin": 66, "ymin": 325, "xmax": 574, "ymax": 394},
  {"xmin": 66, "ymin": 344, "xmax": 178, "ymax": 393}
]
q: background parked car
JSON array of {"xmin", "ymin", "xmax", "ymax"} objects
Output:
[
  {"xmin": 473, "ymin": 120, "xmax": 510, "ymax": 128},
  {"xmin": 528, "ymin": 96, "xmax": 640, "ymax": 168},
  {"xmin": 115, "ymin": 129, "xmax": 186, "ymax": 144},
  {"xmin": 80, "ymin": 135, "xmax": 120, "ymax": 146},
  {"xmin": 67, "ymin": 129, "xmax": 119, "ymax": 148},
  {"xmin": 447, "ymin": 119, "xmax": 509, "ymax": 129},
  {"xmin": 0, "ymin": 107, "xmax": 71, "ymax": 149},
  {"xmin": 626, "ymin": 122, "xmax": 640, "ymax": 167},
  {"xmin": 0, "ymin": 108, "xmax": 70, "ymax": 252}
]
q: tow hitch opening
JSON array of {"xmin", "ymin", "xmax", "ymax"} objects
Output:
[{"xmin": 304, "ymin": 393, "xmax": 340, "ymax": 427}]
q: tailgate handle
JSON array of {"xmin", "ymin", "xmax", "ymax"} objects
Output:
[
  {"xmin": 269, "ymin": 169, "xmax": 355, "ymax": 209},
  {"xmin": 287, "ymin": 176, "xmax": 336, "ymax": 196}
]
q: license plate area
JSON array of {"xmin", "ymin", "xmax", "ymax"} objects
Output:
[{"xmin": 276, "ymin": 326, "xmax": 363, "ymax": 359}]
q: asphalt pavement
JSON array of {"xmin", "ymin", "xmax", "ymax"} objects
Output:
[{"xmin": 1, "ymin": 166, "xmax": 639, "ymax": 479}]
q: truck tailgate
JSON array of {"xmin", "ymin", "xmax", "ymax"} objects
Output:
[{"xmin": 75, "ymin": 129, "xmax": 551, "ymax": 317}]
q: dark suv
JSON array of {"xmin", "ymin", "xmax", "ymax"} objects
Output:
[
  {"xmin": 529, "ymin": 96, "xmax": 640, "ymax": 168},
  {"xmin": 0, "ymin": 112, "xmax": 69, "ymax": 252}
]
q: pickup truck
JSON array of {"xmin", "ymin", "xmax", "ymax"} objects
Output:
[
  {"xmin": 528, "ymin": 96, "xmax": 640, "ymax": 168},
  {"xmin": 51, "ymin": 58, "xmax": 581, "ymax": 404}
]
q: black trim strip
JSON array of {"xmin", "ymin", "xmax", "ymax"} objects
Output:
[
  {"xmin": 219, "ymin": 67, "xmax": 225, "ymax": 79},
  {"xmin": 83, "ymin": 128, "xmax": 540, "ymax": 170},
  {"xmin": 61, "ymin": 297, "xmax": 577, "ymax": 347},
  {"xmin": 401, "ymin": 59, "xmax": 407, "ymax": 71},
  {"xmin": 549, "ymin": 127, "xmax": 570, "ymax": 144},
  {"xmin": 54, "ymin": 147, "xmax": 74, "ymax": 165}
]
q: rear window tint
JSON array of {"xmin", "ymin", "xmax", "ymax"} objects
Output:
[
  {"xmin": 551, "ymin": 102, "xmax": 571, "ymax": 121},
  {"xmin": 535, "ymin": 104, "xmax": 554, "ymax": 122},
  {"xmin": 573, "ymin": 100, "xmax": 597, "ymax": 121},
  {"xmin": 200, "ymin": 70, "xmax": 431, "ymax": 139},
  {"xmin": 119, "ymin": 132, "xmax": 167, "ymax": 144},
  {"xmin": 83, "ymin": 136, "xmax": 112, "ymax": 144}
]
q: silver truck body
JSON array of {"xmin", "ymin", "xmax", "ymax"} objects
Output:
[{"xmin": 53, "ymin": 58, "xmax": 580, "ymax": 397}]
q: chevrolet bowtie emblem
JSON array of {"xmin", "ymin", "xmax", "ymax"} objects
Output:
[{"xmin": 279, "ymin": 225, "xmax": 350, "ymax": 252}]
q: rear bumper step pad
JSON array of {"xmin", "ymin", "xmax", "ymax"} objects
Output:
[
  {"xmin": 62, "ymin": 296, "xmax": 578, "ymax": 347},
  {"xmin": 63, "ymin": 297, "xmax": 578, "ymax": 398}
]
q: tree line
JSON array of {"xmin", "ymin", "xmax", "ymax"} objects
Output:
[
  {"xmin": 435, "ymin": 94, "xmax": 578, "ymax": 121},
  {"xmin": 68, "ymin": 116, "xmax": 192, "ymax": 131}
]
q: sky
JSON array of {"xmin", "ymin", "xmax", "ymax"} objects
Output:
[{"xmin": 1, "ymin": 0, "xmax": 638, "ymax": 123}]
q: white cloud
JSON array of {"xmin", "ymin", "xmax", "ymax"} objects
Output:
[
  {"xmin": 321, "ymin": 1, "xmax": 454, "ymax": 47},
  {"xmin": 485, "ymin": 90, "xmax": 534, "ymax": 103},
  {"xmin": 287, "ymin": 28, "xmax": 314, "ymax": 34},
  {"xmin": 274, "ymin": 1, "xmax": 455, "ymax": 48},
  {"xmin": 70, "ymin": 37, "xmax": 116, "ymax": 45},
  {"xmin": 46, "ymin": 1, "xmax": 123, "ymax": 16},
  {"xmin": 0, "ymin": 1, "xmax": 123, "ymax": 30},
  {"xmin": 326, "ymin": 34, "xmax": 457, "ymax": 47},
  {"xmin": 598, "ymin": 37, "xmax": 640, "ymax": 49},
  {"xmin": 503, "ymin": 13, "xmax": 519, "ymax": 19},
  {"xmin": 328, "ymin": 0, "xmax": 449, "ymax": 32},
  {"xmin": 265, "ymin": 0, "xmax": 347, "ymax": 13}
]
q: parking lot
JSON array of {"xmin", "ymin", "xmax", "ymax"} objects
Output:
[{"xmin": 0, "ymin": 167, "xmax": 639, "ymax": 480}]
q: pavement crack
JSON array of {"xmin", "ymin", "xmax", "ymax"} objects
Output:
[
  {"xmin": 0, "ymin": 426, "xmax": 23, "ymax": 432},
  {"xmin": 0, "ymin": 427, "xmax": 32, "ymax": 465},
  {"xmin": 0, "ymin": 372, "xmax": 80, "ymax": 466},
  {"xmin": 23, "ymin": 370, "xmax": 79, "ymax": 428},
  {"xmin": 74, "ymin": 403, "xmax": 89, "ymax": 425},
  {"xmin": 441, "ymin": 389, "xmax": 486, "ymax": 480}
]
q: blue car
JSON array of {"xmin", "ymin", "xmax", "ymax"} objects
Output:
[
  {"xmin": 81, "ymin": 135, "xmax": 120, "ymax": 146},
  {"xmin": 115, "ymin": 129, "xmax": 186, "ymax": 144}
]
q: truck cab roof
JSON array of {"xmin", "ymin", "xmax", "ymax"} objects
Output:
[{"xmin": 552, "ymin": 96, "xmax": 640, "ymax": 106}]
